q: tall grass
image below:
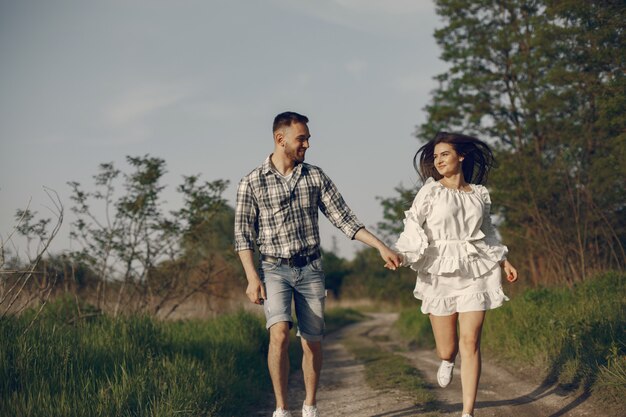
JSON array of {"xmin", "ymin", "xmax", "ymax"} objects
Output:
[
  {"xmin": 395, "ymin": 272, "xmax": 625, "ymax": 405},
  {"xmin": 0, "ymin": 301, "xmax": 373, "ymax": 417},
  {"xmin": 0, "ymin": 299, "xmax": 270, "ymax": 417}
]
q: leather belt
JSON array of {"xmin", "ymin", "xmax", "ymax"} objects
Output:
[{"xmin": 260, "ymin": 252, "xmax": 320, "ymax": 268}]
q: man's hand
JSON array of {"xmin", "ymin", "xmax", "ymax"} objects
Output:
[
  {"xmin": 246, "ymin": 273, "xmax": 267, "ymax": 305},
  {"xmin": 353, "ymin": 228, "xmax": 402, "ymax": 271},
  {"xmin": 238, "ymin": 250, "xmax": 267, "ymax": 304},
  {"xmin": 380, "ymin": 246, "xmax": 402, "ymax": 271}
]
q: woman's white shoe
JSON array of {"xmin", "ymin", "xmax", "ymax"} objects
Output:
[{"xmin": 437, "ymin": 360, "xmax": 455, "ymax": 388}]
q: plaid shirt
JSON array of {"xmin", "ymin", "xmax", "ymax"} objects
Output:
[{"xmin": 234, "ymin": 156, "xmax": 364, "ymax": 257}]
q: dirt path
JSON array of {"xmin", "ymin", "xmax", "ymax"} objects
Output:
[
  {"xmin": 370, "ymin": 313, "xmax": 598, "ymax": 417},
  {"xmin": 258, "ymin": 313, "xmax": 600, "ymax": 417}
]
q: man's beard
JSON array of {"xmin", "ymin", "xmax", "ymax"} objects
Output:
[{"xmin": 286, "ymin": 147, "xmax": 305, "ymax": 162}]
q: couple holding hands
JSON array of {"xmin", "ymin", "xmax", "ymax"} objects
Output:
[{"xmin": 234, "ymin": 111, "xmax": 518, "ymax": 417}]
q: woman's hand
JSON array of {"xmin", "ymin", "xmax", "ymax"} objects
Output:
[{"xmin": 501, "ymin": 259, "xmax": 518, "ymax": 282}]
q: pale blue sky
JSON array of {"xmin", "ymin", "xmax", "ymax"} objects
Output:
[{"xmin": 0, "ymin": 0, "xmax": 447, "ymax": 259}]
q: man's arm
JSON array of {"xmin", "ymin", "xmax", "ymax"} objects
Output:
[
  {"xmin": 354, "ymin": 228, "xmax": 401, "ymax": 270},
  {"xmin": 238, "ymin": 249, "xmax": 266, "ymax": 304},
  {"xmin": 317, "ymin": 170, "xmax": 401, "ymax": 269},
  {"xmin": 234, "ymin": 178, "xmax": 265, "ymax": 304}
]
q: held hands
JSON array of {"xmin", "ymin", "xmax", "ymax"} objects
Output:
[
  {"xmin": 352, "ymin": 229, "xmax": 402, "ymax": 271},
  {"xmin": 245, "ymin": 273, "xmax": 267, "ymax": 305},
  {"xmin": 501, "ymin": 259, "xmax": 518, "ymax": 282},
  {"xmin": 380, "ymin": 246, "xmax": 402, "ymax": 271}
]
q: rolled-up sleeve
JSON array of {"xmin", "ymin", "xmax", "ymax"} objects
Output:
[
  {"xmin": 318, "ymin": 171, "xmax": 364, "ymax": 239},
  {"xmin": 234, "ymin": 177, "xmax": 258, "ymax": 252}
]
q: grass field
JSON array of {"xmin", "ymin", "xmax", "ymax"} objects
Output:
[
  {"xmin": 3, "ymin": 273, "xmax": 623, "ymax": 416},
  {"xmin": 0, "ymin": 300, "xmax": 271, "ymax": 417},
  {"xmin": 0, "ymin": 300, "xmax": 368, "ymax": 417},
  {"xmin": 394, "ymin": 271, "xmax": 625, "ymax": 408}
]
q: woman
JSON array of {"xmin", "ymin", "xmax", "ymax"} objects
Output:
[{"xmin": 388, "ymin": 132, "xmax": 518, "ymax": 417}]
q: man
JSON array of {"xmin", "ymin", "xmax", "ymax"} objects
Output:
[{"xmin": 234, "ymin": 111, "xmax": 400, "ymax": 417}]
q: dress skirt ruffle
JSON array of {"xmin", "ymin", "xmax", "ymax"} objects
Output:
[{"xmin": 414, "ymin": 265, "xmax": 509, "ymax": 316}]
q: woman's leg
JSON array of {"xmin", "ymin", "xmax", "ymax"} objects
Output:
[
  {"xmin": 429, "ymin": 313, "xmax": 459, "ymax": 361},
  {"xmin": 458, "ymin": 311, "xmax": 486, "ymax": 415}
]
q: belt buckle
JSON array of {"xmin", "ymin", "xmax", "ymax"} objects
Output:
[{"xmin": 289, "ymin": 255, "xmax": 305, "ymax": 268}]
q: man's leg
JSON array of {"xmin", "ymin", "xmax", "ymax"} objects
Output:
[
  {"xmin": 268, "ymin": 322, "xmax": 291, "ymax": 410},
  {"xmin": 294, "ymin": 259, "xmax": 326, "ymax": 408},
  {"xmin": 301, "ymin": 338, "xmax": 322, "ymax": 406},
  {"xmin": 261, "ymin": 260, "xmax": 295, "ymax": 412}
]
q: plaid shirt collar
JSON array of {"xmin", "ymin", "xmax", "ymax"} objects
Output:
[{"xmin": 262, "ymin": 154, "xmax": 303, "ymax": 178}]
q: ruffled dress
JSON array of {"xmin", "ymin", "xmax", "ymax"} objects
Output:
[{"xmin": 393, "ymin": 177, "xmax": 509, "ymax": 316}]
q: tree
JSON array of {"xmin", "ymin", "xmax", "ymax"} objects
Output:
[
  {"xmin": 376, "ymin": 184, "xmax": 419, "ymax": 243},
  {"xmin": 417, "ymin": 0, "xmax": 625, "ymax": 284},
  {"xmin": 68, "ymin": 155, "xmax": 235, "ymax": 316},
  {"xmin": 321, "ymin": 249, "xmax": 350, "ymax": 299}
]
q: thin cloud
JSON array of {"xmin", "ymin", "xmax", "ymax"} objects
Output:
[
  {"xmin": 344, "ymin": 59, "xmax": 368, "ymax": 79},
  {"xmin": 104, "ymin": 84, "xmax": 191, "ymax": 128},
  {"xmin": 333, "ymin": 0, "xmax": 431, "ymax": 15},
  {"xmin": 392, "ymin": 73, "xmax": 433, "ymax": 95},
  {"xmin": 271, "ymin": 0, "xmax": 435, "ymax": 37}
]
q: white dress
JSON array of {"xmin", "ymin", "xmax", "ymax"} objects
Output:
[{"xmin": 393, "ymin": 177, "xmax": 509, "ymax": 316}]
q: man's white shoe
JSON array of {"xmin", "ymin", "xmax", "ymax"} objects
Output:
[
  {"xmin": 302, "ymin": 402, "xmax": 320, "ymax": 417},
  {"xmin": 272, "ymin": 408, "xmax": 292, "ymax": 417},
  {"xmin": 461, "ymin": 414, "xmax": 473, "ymax": 417},
  {"xmin": 437, "ymin": 360, "xmax": 455, "ymax": 388}
]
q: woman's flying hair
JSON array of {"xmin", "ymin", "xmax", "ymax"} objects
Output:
[{"xmin": 413, "ymin": 131, "xmax": 496, "ymax": 184}]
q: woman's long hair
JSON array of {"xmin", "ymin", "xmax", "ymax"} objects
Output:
[{"xmin": 413, "ymin": 132, "xmax": 496, "ymax": 184}]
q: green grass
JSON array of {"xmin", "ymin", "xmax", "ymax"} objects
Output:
[
  {"xmin": 394, "ymin": 309, "xmax": 435, "ymax": 349},
  {"xmin": 0, "ymin": 301, "xmax": 396, "ymax": 417},
  {"xmin": 0, "ymin": 300, "xmax": 271, "ymax": 417},
  {"xmin": 324, "ymin": 307, "xmax": 366, "ymax": 334},
  {"xmin": 482, "ymin": 271, "xmax": 625, "ymax": 404},
  {"xmin": 395, "ymin": 271, "xmax": 626, "ymax": 408}
]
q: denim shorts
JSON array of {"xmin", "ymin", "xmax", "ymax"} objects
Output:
[{"xmin": 259, "ymin": 257, "xmax": 326, "ymax": 341}]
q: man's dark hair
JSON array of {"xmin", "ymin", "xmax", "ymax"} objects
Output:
[{"xmin": 273, "ymin": 111, "xmax": 309, "ymax": 133}]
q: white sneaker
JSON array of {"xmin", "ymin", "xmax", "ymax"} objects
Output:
[
  {"xmin": 272, "ymin": 408, "xmax": 292, "ymax": 417},
  {"xmin": 437, "ymin": 360, "xmax": 455, "ymax": 388},
  {"xmin": 461, "ymin": 414, "xmax": 473, "ymax": 417},
  {"xmin": 302, "ymin": 402, "xmax": 319, "ymax": 417}
]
